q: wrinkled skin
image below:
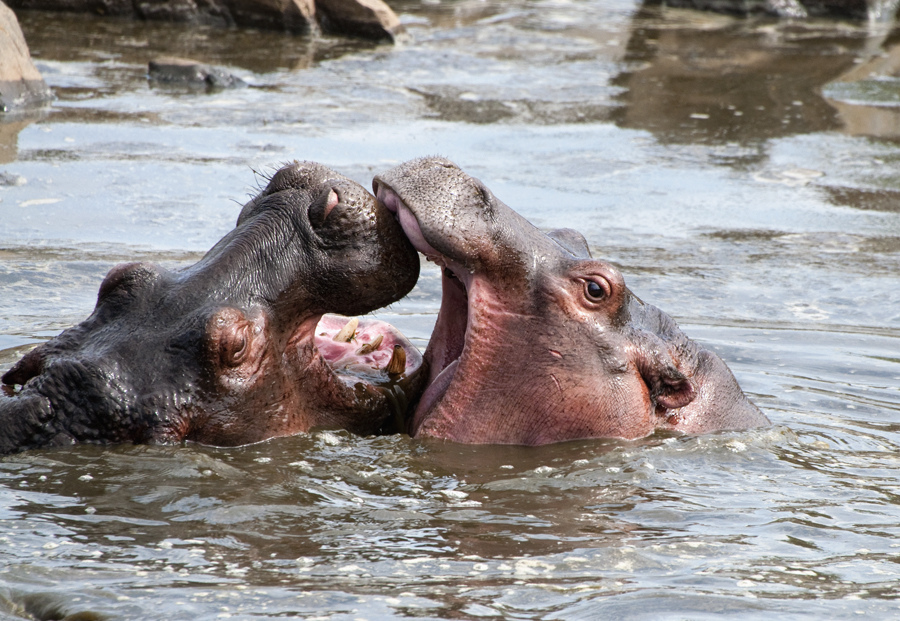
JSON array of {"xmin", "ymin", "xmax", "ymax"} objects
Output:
[
  {"xmin": 0, "ymin": 161, "xmax": 425, "ymax": 454},
  {"xmin": 373, "ymin": 157, "xmax": 769, "ymax": 445}
]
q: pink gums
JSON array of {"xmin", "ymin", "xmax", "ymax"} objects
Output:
[{"xmin": 314, "ymin": 314, "xmax": 419, "ymax": 377}]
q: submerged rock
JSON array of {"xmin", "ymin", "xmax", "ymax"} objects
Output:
[
  {"xmin": 148, "ymin": 57, "xmax": 247, "ymax": 90},
  {"xmin": 0, "ymin": 0, "xmax": 52, "ymax": 113},
  {"xmin": 659, "ymin": 0, "xmax": 872, "ymax": 19}
]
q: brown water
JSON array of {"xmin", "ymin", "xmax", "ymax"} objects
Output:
[{"xmin": 1, "ymin": 2, "xmax": 899, "ymax": 619}]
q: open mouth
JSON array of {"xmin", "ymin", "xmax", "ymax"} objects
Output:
[
  {"xmin": 374, "ymin": 184, "xmax": 472, "ymax": 432},
  {"xmin": 314, "ymin": 314, "xmax": 420, "ymax": 385},
  {"xmin": 310, "ymin": 313, "xmax": 424, "ymax": 433}
]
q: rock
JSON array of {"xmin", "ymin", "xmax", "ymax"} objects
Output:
[
  {"xmin": 8, "ymin": 0, "xmax": 318, "ymax": 32},
  {"xmin": 316, "ymin": 0, "xmax": 402, "ymax": 41},
  {"xmin": 229, "ymin": 0, "xmax": 316, "ymax": 32},
  {"xmin": 0, "ymin": 171, "xmax": 26, "ymax": 185},
  {"xmin": 5, "ymin": 0, "xmax": 402, "ymax": 40},
  {"xmin": 148, "ymin": 57, "xmax": 247, "ymax": 90},
  {"xmin": 0, "ymin": 0, "xmax": 52, "ymax": 113}
]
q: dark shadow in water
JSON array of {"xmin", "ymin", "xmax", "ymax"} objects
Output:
[
  {"xmin": 823, "ymin": 28, "xmax": 900, "ymax": 139},
  {"xmin": 0, "ymin": 113, "xmax": 43, "ymax": 164},
  {"xmin": 610, "ymin": 3, "xmax": 867, "ymax": 154},
  {"xmin": 1, "ymin": 590, "xmax": 104, "ymax": 621},
  {"xmin": 824, "ymin": 186, "xmax": 900, "ymax": 212}
]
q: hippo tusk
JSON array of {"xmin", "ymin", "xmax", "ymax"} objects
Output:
[
  {"xmin": 356, "ymin": 334, "xmax": 383, "ymax": 355},
  {"xmin": 385, "ymin": 345, "xmax": 406, "ymax": 376},
  {"xmin": 333, "ymin": 317, "xmax": 359, "ymax": 343}
]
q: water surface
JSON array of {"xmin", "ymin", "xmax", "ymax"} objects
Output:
[{"xmin": 1, "ymin": 1, "xmax": 899, "ymax": 618}]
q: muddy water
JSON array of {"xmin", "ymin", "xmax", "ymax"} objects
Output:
[{"xmin": 1, "ymin": 1, "xmax": 899, "ymax": 618}]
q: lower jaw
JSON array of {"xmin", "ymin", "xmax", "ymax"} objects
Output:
[
  {"xmin": 304, "ymin": 314, "xmax": 427, "ymax": 434},
  {"xmin": 410, "ymin": 271, "xmax": 469, "ymax": 434},
  {"xmin": 410, "ymin": 358, "xmax": 457, "ymax": 435}
]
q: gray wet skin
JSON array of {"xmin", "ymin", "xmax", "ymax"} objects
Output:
[
  {"xmin": 374, "ymin": 156, "xmax": 769, "ymax": 445},
  {"xmin": 0, "ymin": 161, "xmax": 424, "ymax": 454}
]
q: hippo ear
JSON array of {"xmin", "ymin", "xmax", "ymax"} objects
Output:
[
  {"xmin": 1, "ymin": 344, "xmax": 46, "ymax": 386},
  {"xmin": 633, "ymin": 337, "xmax": 696, "ymax": 411},
  {"xmin": 548, "ymin": 228, "xmax": 592, "ymax": 259},
  {"xmin": 206, "ymin": 307, "xmax": 265, "ymax": 372}
]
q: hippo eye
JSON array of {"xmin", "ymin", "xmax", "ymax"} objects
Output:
[{"xmin": 584, "ymin": 279, "xmax": 609, "ymax": 302}]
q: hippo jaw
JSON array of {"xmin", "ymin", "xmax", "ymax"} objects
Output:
[
  {"xmin": 374, "ymin": 163, "xmax": 545, "ymax": 441},
  {"xmin": 0, "ymin": 161, "xmax": 425, "ymax": 454},
  {"xmin": 374, "ymin": 157, "xmax": 769, "ymax": 445}
]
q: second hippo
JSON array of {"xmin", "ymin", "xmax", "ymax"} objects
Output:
[
  {"xmin": 374, "ymin": 157, "xmax": 770, "ymax": 445},
  {"xmin": 0, "ymin": 161, "xmax": 425, "ymax": 454}
]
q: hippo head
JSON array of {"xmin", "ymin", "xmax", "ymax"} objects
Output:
[
  {"xmin": 373, "ymin": 157, "xmax": 768, "ymax": 445},
  {"xmin": 0, "ymin": 161, "xmax": 425, "ymax": 454}
]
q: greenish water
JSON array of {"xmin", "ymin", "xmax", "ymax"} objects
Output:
[{"xmin": 1, "ymin": 2, "xmax": 899, "ymax": 618}]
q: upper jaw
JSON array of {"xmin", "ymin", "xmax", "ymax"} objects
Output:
[
  {"xmin": 375, "ymin": 183, "xmax": 440, "ymax": 258},
  {"xmin": 374, "ymin": 183, "xmax": 474, "ymax": 291}
]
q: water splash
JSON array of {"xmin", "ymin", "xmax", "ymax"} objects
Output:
[
  {"xmin": 767, "ymin": 0, "xmax": 809, "ymax": 19},
  {"xmin": 868, "ymin": 0, "xmax": 900, "ymax": 24}
]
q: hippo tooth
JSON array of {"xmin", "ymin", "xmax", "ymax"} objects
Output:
[
  {"xmin": 385, "ymin": 345, "xmax": 406, "ymax": 376},
  {"xmin": 333, "ymin": 317, "xmax": 359, "ymax": 343},
  {"xmin": 356, "ymin": 334, "xmax": 383, "ymax": 355}
]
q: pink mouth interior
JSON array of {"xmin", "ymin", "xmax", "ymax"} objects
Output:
[{"xmin": 314, "ymin": 314, "xmax": 421, "ymax": 385}]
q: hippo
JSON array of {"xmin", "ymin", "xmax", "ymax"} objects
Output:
[
  {"xmin": 0, "ymin": 161, "xmax": 425, "ymax": 454},
  {"xmin": 373, "ymin": 157, "xmax": 770, "ymax": 445}
]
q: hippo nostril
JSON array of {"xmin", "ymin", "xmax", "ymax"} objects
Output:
[
  {"xmin": 2, "ymin": 344, "xmax": 46, "ymax": 387},
  {"xmin": 322, "ymin": 189, "xmax": 340, "ymax": 221},
  {"xmin": 308, "ymin": 185, "xmax": 348, "ymax": 230}
]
